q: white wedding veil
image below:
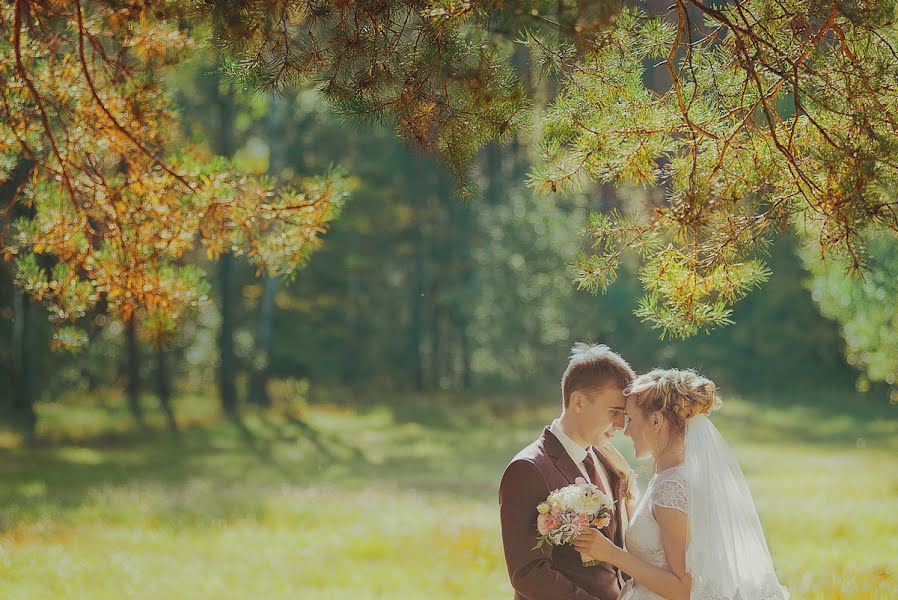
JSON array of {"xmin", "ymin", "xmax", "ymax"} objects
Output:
[{"xmin": 684, "ymin": 415, "xmax": 789, "ymax": 600}]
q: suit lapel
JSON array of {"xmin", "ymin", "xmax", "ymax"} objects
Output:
[{"xmin": 542, "ymin": 428, "xmax": 584, "ymax": 486}]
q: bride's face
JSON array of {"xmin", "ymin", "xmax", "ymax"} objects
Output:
[{"xmin": 623, "ymin": 395, "xmax": 657, "ymax": 460}]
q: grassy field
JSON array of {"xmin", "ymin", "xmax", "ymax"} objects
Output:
[{"xmin": 0, "ymin": 389, "xmax": 896, "ymax": 599}]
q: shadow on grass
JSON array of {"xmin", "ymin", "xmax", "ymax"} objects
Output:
[{"xmin": 0, "ymin": 410, "xmax": 365, "ymax": 527}]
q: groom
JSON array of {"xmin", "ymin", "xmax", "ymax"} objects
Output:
[{"xmin": 499, "ymin": 343, "xmax": 638, "ymax": 600}]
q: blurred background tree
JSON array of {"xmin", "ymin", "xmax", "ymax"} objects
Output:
[{"xmin": 801, "ymin": 230, "xmax": 898, "ymax": 401}]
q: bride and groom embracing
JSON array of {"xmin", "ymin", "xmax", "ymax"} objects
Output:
[{"xmin": 499, "ymin": 343, "xmax": 788, "ymax": 600}]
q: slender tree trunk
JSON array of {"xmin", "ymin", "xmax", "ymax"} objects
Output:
[
  {"xmin": 344, "ymin": 232, "xmax": 362, "ymax": 391},
  {"xmin": 430, "ymin": 170, "xmax": 453, "ymax": 390},
  {"xmin": 412, "ymin": 221, "xmax": 427, "ymax": 392},
  {"xmin": 458, "ymin": 311, "xmax": 472, "ymax": 391},
  {"xmin": 432, "ymin": 305, "xmax": 444, "ymax": 390},
  {"xmin": 212, "ymin": 67, "xmax": 239, "ymax": 419},
  {"xmin": 11, "ymin": 286, "xmax": 37, "ymax": 443},
  {"xmin": 412, "ymin": 156, "xmax": 445, "ymax": 391},
  {"xmin": 410, "ymin": 154, "xmax": 433, "ymax": 392},
  {"xmin": 155, "ymin": 345, "xmax": 178, "ymax": 432},
  {"xmin": 248, "ymin": 96, "xmax": 287, "ymax": 407},
  {"xmin": 248, "ymin": 275, "xmax": 277, "ymax": 407},
  {"xmin": 218, "ymin": 251, "xmax": 239, "ymax": 418},
  {"xmin": 125, "ymin": 316, "xmax": 146, "ymax": 428},
  {"xmin": 5, "ymin": 159, "xmax": 38, "ymax": 442},
  {"xmin": 448, "ymin": 206, "xmax": 473, "ymax": 390}
]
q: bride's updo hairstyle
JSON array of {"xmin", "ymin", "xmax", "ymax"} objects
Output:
[{"xmin": 625, "ymin": 368, "xmax": 721, "ymax": 433}]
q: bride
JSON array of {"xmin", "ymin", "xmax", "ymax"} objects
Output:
[{"xmin": 573, "ymin": 369, "xmax": 789, "ymax": 600}]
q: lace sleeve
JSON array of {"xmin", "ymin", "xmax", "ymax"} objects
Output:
[{"xmin": 651, "ymin": 469, "xmax": 688, "ymax": 514}]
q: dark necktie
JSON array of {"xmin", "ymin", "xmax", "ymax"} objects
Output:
[{"xmin": 582, "ymin": 451, "xmax": 607, "ymax": 494}]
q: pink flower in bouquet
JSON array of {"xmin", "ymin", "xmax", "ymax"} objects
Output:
[
  {"xmin": 592, "ymin": 515, "xmax": 611, "ymax": 529},
  {"xmin": 537, "ymin": 513, "xmax": 559, "ymax": 535},
  {"xmin": 532, "ymin": 481, "xmax": 615, "ymax": 566}
]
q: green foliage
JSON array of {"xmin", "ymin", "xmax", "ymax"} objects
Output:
[
  {"xmin": 213, "ymin": 0, "xmax": 898, "ymax": 338},
  {"xmin": 50, "ymin": 326, "xmax": 90, "ymax": 352},
  {"xmin": 207, "ymin": 0, "xmax": 531, "ymax": 192},
  {"xmin": 531, "ymin": 2, "xmax": 898, "ymax": 336},
  {"xmin": 801, "ymin": 229, "xmax": 898, "ymax": 397},
  {"xmin": 0, "ymin": 1, "xmax": 350, "ymax": 349}
]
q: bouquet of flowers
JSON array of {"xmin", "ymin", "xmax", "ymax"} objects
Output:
[{"xmin": 533, "ymin": 478, "xmax": 615, "ymax": 566}]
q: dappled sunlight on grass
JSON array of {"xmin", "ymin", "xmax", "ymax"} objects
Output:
[{"xmin": 0, "ymin": 391, "xmax": 895, "ymax": 598}]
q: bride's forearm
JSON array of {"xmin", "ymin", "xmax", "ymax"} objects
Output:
[{"xmin": 608, "ymin": 546, "xmax": 691, "ymax": 600}]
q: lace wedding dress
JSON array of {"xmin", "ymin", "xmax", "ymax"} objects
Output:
[
  {"xmin": 619, "ymin": 465, "xmax": 689, "ymax": 600},
  {"xmin": 619, "ymin": 416, "xmax": 789, "ymax": 600}
]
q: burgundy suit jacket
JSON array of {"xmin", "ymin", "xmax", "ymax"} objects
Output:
[{"xmin": 499, "ymin": 427, "xmax": 627, "ymax": 600}]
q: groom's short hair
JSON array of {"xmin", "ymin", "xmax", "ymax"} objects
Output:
[{"xmin": 561, "ymin": 343, "xmax": 635, "ymax": 407}]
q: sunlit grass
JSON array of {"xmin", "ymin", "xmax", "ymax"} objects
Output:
[{"xmin": 0, "ymin": 391, "xmax": 895, "ymax": 599}]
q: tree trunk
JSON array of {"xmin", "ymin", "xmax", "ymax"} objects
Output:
[
  {"xmin": 125, "ymin": 316, "xmax": 146, "ymax": 429},
  {"xmin": 248, "ymin": 275, "xmax": 277, "ymax": 407},
  {"xmin": 11, "ymin": 286, "xmax": 37, "ymax": 443},
  {"xmin": 412, "ymin": 220, "xmax": 428, "ymax": 392},
  {"xmin": 428, "ymin": 168, "xmax": 458, "ymax": 390},
  {"xmin": 458, "ymin": 308, "xmax": 472, "ymax": 391},
  {"xmin": 247, "ymin": 96, "xmax": 287, "ymax": 407},
  {"xmin": 218, "ymin": 251, "xmax": 239, "ymax": 418},
  {"xmin": 344, "ymin": 231, "xmax": 363, "ymax": 391},
  {"xmin": 447, "ymin": 207, "xmax": 473, "ymax": 389},
  {"xmin": 410, "ymin": 154, "xmax": 434, "ymax": 392},
  {"xmin": 5, "ymin": 159, "xmax": 38, "ymax": 442},
  {"xmin": 155, "ymin": 345, "xmax": 178, "ymax": 432},
  {"xmin": 212, "ymin": 67, "xmax": 239, "ymax": 419}
]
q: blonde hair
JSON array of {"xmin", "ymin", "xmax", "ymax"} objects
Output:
[
  {"xmin": 625, "ymin": 368, "xmax": 721, "ymax": 430},
  {"xmin": 561, "ymin": 343, "xmax": 636, "ymax": 407}
]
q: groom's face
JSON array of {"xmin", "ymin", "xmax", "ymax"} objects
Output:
[{"xmin": 578, "ymin": 385, "xmax": 627, "ymax": 443}]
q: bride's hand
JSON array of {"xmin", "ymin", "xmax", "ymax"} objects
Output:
[{"xmin": 573, "ymin": 528, "xmax": 618, "ymax": 563}]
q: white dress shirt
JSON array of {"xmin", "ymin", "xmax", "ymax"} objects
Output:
[{"xmin": 549, "ymin": 419, "xmax": 613, "ymax": 494}]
